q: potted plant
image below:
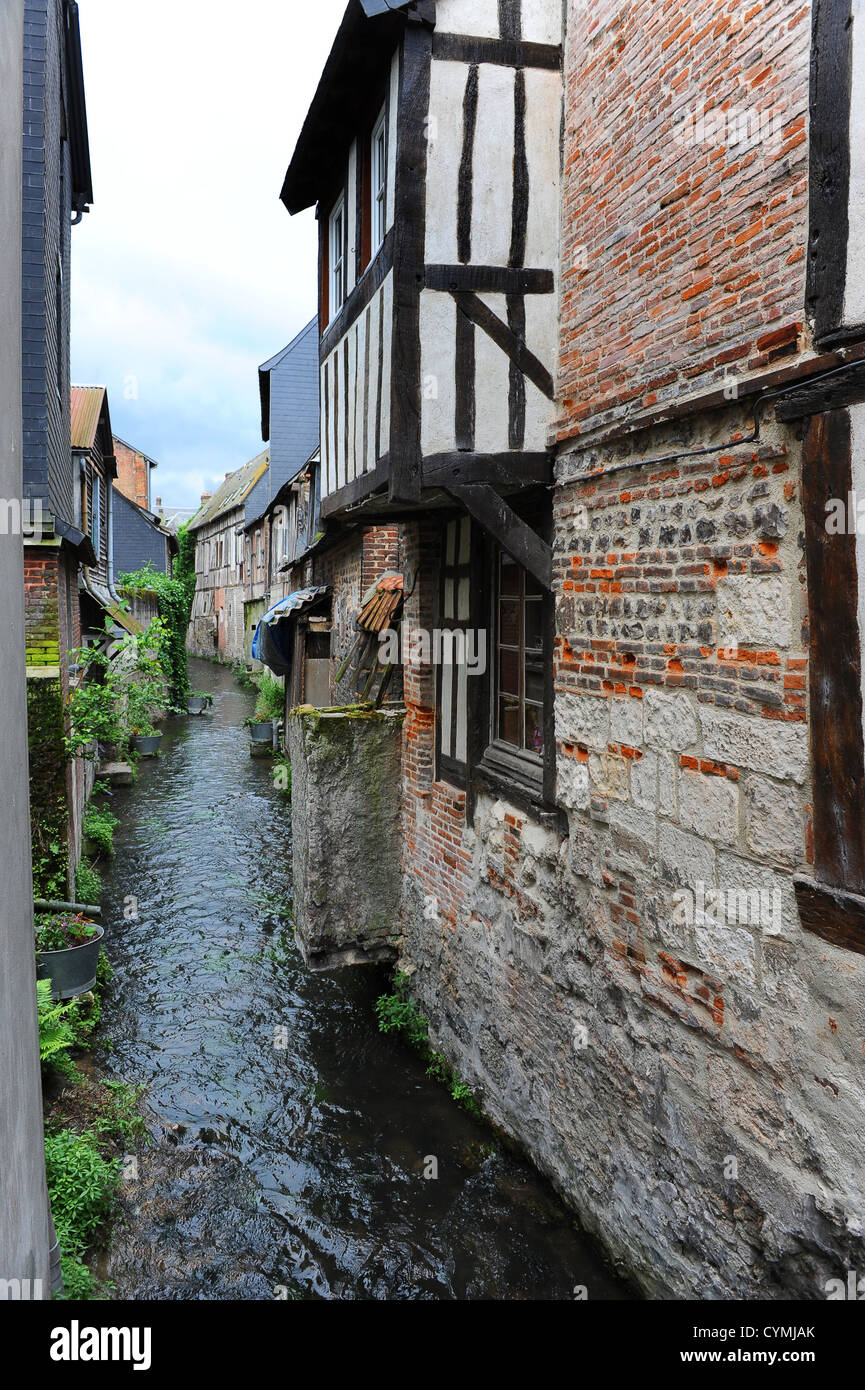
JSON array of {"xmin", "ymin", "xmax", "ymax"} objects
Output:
[
  {"xmin": 186, "ymin": 691, "xmax": 213, "ymax": 715},
  {"xmin": 245, "ymin": 715, "xmax": 274, "ymax": 744},
  {"xmin": 126, "ymin": 676, "xmax": 164, "ymax": 755},
  {"xmin": 35, "ymin": 912, "xmax": 104, "ymax": 1000}
]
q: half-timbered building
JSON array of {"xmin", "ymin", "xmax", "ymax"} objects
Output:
[{"xmin": 282, "ymin": 0, "xmax": 562, "ymax": 795}]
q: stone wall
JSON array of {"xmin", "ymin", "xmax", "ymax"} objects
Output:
[
  {"xmin": 395, "ymin": 403, "xmax": 865, "ymax": 1298},
  {"xmin": 289, "ymin": 705, "xmax": 405, "ymax": 971}
]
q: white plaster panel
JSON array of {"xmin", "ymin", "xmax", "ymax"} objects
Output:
[
  {"xmin": 425, "ymin": 59, "xmax": 466, "ymax": 264},
  {"xmin": 523, "ymin": 292, "xmax": 557, "ymax": 447},
  {"xmin": 521, "ymin": 0, "xmax": 565, "ymax": 45},
  {"xmin": 845, "ymin": 7, "xmax": 865, "ymax": 326},
  {"xmin": 472, "ymin": 65, "xmax": 516, "ymax": 267},
  {"xmin": 474, "ymin": 291, "xmax": 511, "ymax": 454},
  {"xmin": 380, "ymin": 274, "xmax": 393, "ymax": 457},
  {"xmin": 523, "ymin": 67, "xmax": 561, "ymax": 270},
  {"xmin": 435, "ymin": 0, "xmax": 501, "ymax": 39},
  {"xmin": 420, "ymin": 289, "xmax": 458, "ymax": 456}
]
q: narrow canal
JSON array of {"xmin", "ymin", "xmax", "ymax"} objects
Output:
[{"xmin": 96, "ymin": 657, "xmax": 627, "ymax": 1300}]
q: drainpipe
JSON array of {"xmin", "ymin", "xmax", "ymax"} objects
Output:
[{"xmin": 107, "ymin": 477, "xmax": 120, "ymax": 604}]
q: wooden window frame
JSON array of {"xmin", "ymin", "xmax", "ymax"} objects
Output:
[
  {"xmin": 370, "ymin": 104, "xmax": 387, "ymax": 257},
  {"xmin": 329, "ymin": 195, "xmax": 346, "ymax": 323}
]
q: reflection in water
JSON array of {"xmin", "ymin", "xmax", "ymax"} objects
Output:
[{"xmin": 97, "ymin": 658, "xmax": 628, "ymax": 1301}]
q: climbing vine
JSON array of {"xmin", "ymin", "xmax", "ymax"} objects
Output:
[{"xmin": 119, "ymin": 563, "xmax": 191, "ymax": 704}]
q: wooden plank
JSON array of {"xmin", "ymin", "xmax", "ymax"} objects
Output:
[
  {"xmin": 432, "ymin": 32, "xmax": 561, "ymax": 70},
  {"xmin": 775, "ymin": 360, "xmax": 865, "ymax": 421},
  {"xmin": 806, "ymin": 0, "xmax": 853, "ymax": 343},
  {"xmin": 424, "ymin": 264, "xmax": 554, "ymax": 294},
  {"xmin": 453, "ymin": 291, "xmax": 555, "ymax": 400},
  {"xmin": 446, "ymin": 483, "xmax": 552, "ymax": 589},
  {"xmin": 794, "ymin": 876, "xmax": 865, "ymax": 957},
  {"xmin": 389, "ymin": 18, "xmax": 431, "ymax": 504},
  {"xmin": 801, "ymin": 410, "xmax": 865, "ymax": 892},
  {"xmin": 422, "ymin": 450, "xmax": 552, "ymax": 488}
]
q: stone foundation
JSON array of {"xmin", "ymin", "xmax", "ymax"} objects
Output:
[{"xmin": 289, "ymin": 705, "xmax": 404, "ymax": 970}]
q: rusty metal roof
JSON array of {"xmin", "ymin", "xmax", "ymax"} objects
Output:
[{"xmin": 70, "ymin": 386, "xmax": 108, "ymax": 451}]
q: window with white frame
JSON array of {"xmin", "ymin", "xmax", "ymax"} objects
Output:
[
  {"xmin": 329, "ymin": 195, "xmax": 346, "ymax": 320},
  {"xmin": 371, "ymin": 106, "xmax": 387, "ymax": 254}
]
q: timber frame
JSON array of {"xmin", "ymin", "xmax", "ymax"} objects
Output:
[{"xmin": 283, "ymin": 0, "xmax": 562, "ymax": 591}]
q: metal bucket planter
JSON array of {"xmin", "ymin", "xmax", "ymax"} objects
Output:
[
  {"xmin": 187, "ymin": 696, "xmax": 212, "ymax": 715},
  {"xmin": 248, "ymin": 721, "xmax": 273, "ymax": 744},
  {"xmin": 38, "ymin": 925, "xmax": 104, "ymax": 1000},
  {"xmin": 131, "ymin": 733, "xmax": 162, "ymax": 757}
]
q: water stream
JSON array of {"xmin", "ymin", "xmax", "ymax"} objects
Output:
[{"xmin": 96, "ymin": 657, "xmax": 628, "ymax": 1300}]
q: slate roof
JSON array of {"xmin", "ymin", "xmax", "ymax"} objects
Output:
[
  {"xmin": 188, "ymin": 449, "xmax": 270, "ymax": 532},
  {"xmin": 249, "ymin": 318, "xmax": 320, "ymax": 527}
]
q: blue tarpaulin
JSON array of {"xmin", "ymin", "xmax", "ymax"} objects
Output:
[{"xmin": 251, "ymin": 587, "xmax": 329, "ymax": 677}]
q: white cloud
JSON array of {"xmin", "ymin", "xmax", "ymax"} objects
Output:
[{"xmin": 71, "ymin": 0, "xmax": 345, "ymax": 506}]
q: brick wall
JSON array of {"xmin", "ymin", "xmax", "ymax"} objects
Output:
[
  {"xmin": 113, "ymin": 438, "xmax": 151, "ymax": 510},
  {"xmin": 558, "ymin": 0, "xmax": 810, "ymax": 443}
]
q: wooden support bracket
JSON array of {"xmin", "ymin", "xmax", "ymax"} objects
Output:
[{"xmin": 445, "ymin": 483, "xmax": 553, "ymax": 590}]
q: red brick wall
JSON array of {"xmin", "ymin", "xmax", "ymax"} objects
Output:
[
  {"xmin": 558, "ymin": 0, "xmax": 810, "ymax": 443},
  {"xmin": 113, "ymin": 438, "xmax": 150, "ymax": 510},
  {"xmin": 399, "ymin": 519, "xmax": 473, "ymax": 925},
  {"xmin": 361, "ymin": 524, "xmax": 401, "ymax": 593}
]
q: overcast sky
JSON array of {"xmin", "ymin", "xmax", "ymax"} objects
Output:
[{"xmin": 71, "ymin": 0, "xmax": 346, "ymax": 510}]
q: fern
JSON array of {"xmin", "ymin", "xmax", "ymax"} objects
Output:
[{"xmin": 36, "ymin": 979, "xmax": 77, "ymax": 1078}]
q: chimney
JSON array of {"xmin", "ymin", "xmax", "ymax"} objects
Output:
[
  {"xmin": 201, "ymin": 492, "xmax": 212, "ymax": 504},
  {"xmin": 156, "ymin": 496, "xmax": 162, "ymax": 509},
  {"xmin": 225, "ymin": 472, "xmax": 232, "ymax": 480}
]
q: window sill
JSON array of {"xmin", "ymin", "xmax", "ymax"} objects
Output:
[{"xmin": 474, "ymin": 745, "xmax": 562, "ymax": 828}]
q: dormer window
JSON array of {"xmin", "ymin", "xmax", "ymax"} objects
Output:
[
  {"xmin": 371, "ymin": 105, "xmax": 387, "ymax": 254},
  {"xmin": 329, "ymin": 195, "xmax": 346, "ymax": 320}
]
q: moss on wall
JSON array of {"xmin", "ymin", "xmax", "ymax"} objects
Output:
[{"xmin": 27, "ymin": 677, "xmax": 70, "ymax": 899}]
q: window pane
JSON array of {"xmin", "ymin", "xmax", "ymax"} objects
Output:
[
  {"xmin": 499, "ymin": 648, "xmax": 519, "ymax": 697},
  {"xmin": 500, "ymin": 555, "xmax": 519, "ymax": 595},
  {"xmin": 499, "ymin": 598, "xmax": 519, "ymax": 646},
  {"xmin": 525, "ymin": 662, "xmax": 544, "ymax": 704},
  {"xmin": 525, "ymin": 571, "xmax": 545, "ymax": 599},
  {"xmin": 498, "ymin": 696, "xmax": 520, "ymax": 747},
  {"xmin": 524, "ymin": 599, "xmax": 543, "ymax": 651},
  {"xmin": 525, "ymin": 703, "xmax": 544, "ymax": 756}
]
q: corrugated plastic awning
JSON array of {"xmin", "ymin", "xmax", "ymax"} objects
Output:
[
  {"xmin": 252, "ymin": 587, "xmax": 330, "ymax": 677},
  {"xmin": 260, "ymin": 587, "xmax": 330, "ymax": 629}
]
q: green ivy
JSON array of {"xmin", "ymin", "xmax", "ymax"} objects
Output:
[{"xmin": 119, "ymin": 563, "xmax": 191, "ymax": 705}]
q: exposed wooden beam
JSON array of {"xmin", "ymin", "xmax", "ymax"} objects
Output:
[
  {"xmin": 452, "ymin": 292, "xmax": 555, "ymax": 400},
  {"xmin": 774, "ymin": 360, "xmax": 865, "ymax": 420},
  {"xmin": 422, "ymin": 450, "xmax": 552, "ymax": 489},
  {"xmin": 424, "ymin": 264, "xmax": 554, "ymax": 295},
  {"xmin": 446, "ymin": 483, "xmax": 552, "ymax": 589}
]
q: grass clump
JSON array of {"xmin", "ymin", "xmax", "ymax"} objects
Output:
[{"xmin": 375, "ymin": 972, "xmax": 482, "ymax": 1117}]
